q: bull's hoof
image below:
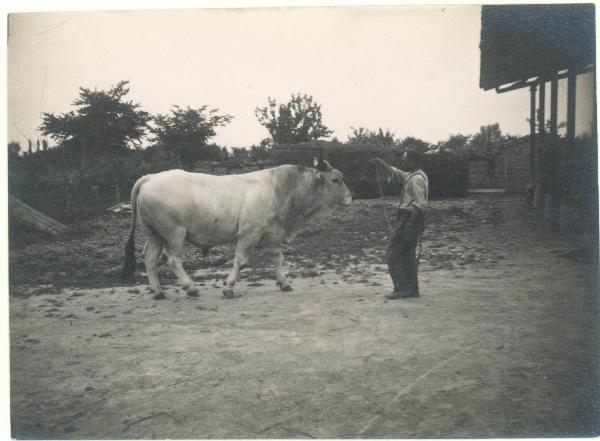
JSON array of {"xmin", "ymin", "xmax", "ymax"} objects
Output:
[
  {"xmin": 222, "ymin": 289, "xmax": 235, "ymax": 299},
  {"xmin": 153, "ymin": 292, "xmax": 167, "ymax": 300},
  {"xmin": 278, "ymin": 283, "xmax": 293, "ymax": 292},
  {"xmin": 183, "ymin": 284, "xmax": 200, "ymax": 297}
]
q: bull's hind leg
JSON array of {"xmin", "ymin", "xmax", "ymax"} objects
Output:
[
  {"xmin": 163, "ymin": 227, "xmax": 199, "ymax": 297},
  {"xmin": 224, "ymin": 231, "xmax": 262, "ymax": 299},
  {"xmin": 142, "ymin": 234, "xmax": 165, "ymax": 300}
]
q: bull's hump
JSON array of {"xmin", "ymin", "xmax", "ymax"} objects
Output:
[{"xmin": 158, "ymin": 169, "xmax": 185, "ymax": 176}]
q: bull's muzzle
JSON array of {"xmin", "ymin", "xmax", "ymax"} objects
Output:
[{"xmin": 342, "ymin": 186, "xmax": 353, "ymax": 205}]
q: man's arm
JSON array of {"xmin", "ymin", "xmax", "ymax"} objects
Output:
[{"xmin": 369, "ymin": 157, "xmax": 408, "ymax": 183}]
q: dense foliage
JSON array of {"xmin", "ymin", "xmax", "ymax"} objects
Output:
[
  {"xmin": 149, "ymin": 105, "xmax": 233, "ymax": 170},
  {"xmin": 40, "ymin": 81, "xmax": 150, "ymax": 169},
  {"xmin": 347, "ymin": 127, "xmax": 397, "ymax": 147},
  {"xmin": 255, "ymin": 94, "xmax": 332, "ymax": 143}
]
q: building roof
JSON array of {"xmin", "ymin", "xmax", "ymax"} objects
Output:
[{"xmin": 480, "ymin": 4, "xmax": 595, "ymax": 91}]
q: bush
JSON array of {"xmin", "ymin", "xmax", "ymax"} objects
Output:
[
  {"xmin": 423, "ymin": 150, "xmax": 470, "ymax": 198},
  {"xmin": 271, "ymin": 141, "xmax": 468, "ymax": 199}
]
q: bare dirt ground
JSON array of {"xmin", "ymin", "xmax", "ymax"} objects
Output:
[{"xmin": 9, "ymin": 195, "xmax": 599, "ymax": 438}]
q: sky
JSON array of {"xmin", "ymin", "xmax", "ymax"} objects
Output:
[{"xmin": 6, "ymin": 5, "xmax": 595, "ymax": 151}]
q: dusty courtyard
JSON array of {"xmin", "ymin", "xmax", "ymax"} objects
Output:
[{"xmin": 9, "ymin": 195, "xmax": 599, "ymax": 438}]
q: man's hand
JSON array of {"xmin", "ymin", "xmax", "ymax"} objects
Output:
[{"xmin": 369, "ymin": 157, "xmax": 391, "ymax": 171}]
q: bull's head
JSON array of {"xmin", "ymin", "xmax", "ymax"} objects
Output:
[{"xmin": 312, "ymin": 153, "xmax": 352, "ymax": 206}]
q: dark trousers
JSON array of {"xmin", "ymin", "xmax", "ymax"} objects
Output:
[{"xmin": 386, "ymin": 209, "xmax": 425, "ymax": 295}]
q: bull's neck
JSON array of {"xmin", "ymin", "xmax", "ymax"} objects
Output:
[{"xmin": 282, "ymin": 169, "xmax": 325, "ymax": 230}]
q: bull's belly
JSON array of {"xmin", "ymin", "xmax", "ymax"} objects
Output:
[{"xmin": 184, "ymin": 220, "xmax": 238, "ymax": 247}]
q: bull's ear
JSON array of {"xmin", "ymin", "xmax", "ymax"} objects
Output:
[{"xmin": 323, "ymin": 159, "xmax": 332, "ymax": 170}]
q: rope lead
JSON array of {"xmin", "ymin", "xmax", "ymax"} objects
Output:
[{"xmin": 374, "ymin": 163, "xmax": 394, "ymax": 234}]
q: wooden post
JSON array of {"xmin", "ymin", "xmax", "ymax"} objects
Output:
[
  {"xmin": 529, "ymin": 84, "xmax": 537, "ymax": 197},
  {"xmin": 91, "ymin": 186, "xmax": 100, "ymax": 204},
  {"xmin": 567, "ymin": 71, "xmax": 577, "ymax": 144},
  {"xmin": 590, "ymin": 70, "xmax": 598, "ymax": 238},
  {"xmin": 565, "ymin": 71, "xmax": 578, "ymax": 232},
  {"xmin": 550, "ymin": 77, "xmax": 558, "ymax": 137},
  {"xmin": 504, "ymin": 147, "xmax": 509, "ymax": 192},
  {"xmin": 114, "ymin": 183, "xmax": 121, "ymax": 203},
  {"xmin": 594, "ymin": 71, "xmax": 598, "ymax": 140},
  {"xmin": 546, "ymin": 76, "xmax": 560, "ymax": 226},
  {"xmin": 62, "ymin": 181, "xmax": 72, "ymax": 217},
  {"xmin": 534, "ymin": 79, "xmax": 545, "ymax": 209}
]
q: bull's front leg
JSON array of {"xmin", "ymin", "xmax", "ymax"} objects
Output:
[
  {"xmin": 223, "ymin": 258, "xmax": 245, "ymax": 298},
  {"xmin": 223, "ymin": 232, "xmax": 261, "ymax": 299},
  {"xmin": 272, "ymin": 249, "xmax": 293, "ymax": 292}
]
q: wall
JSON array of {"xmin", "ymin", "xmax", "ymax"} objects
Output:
[
  {"xmin": 468, "ymin": 139, "xmax": 530, "ymax": 194},
  {"xmin": 503, "ymin": 141, "xmax": 531, "ymax": 194},
  {"xmin": 468, "ymin": 160, "xmax": 506, "ymax": 189}
]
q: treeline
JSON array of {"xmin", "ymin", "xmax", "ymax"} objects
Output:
[{"xmin": 9, "ymin": 80, "xmax": 520, "ymax": 223}]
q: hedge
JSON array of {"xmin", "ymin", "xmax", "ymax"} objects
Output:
[
  {"xmin": 9, "ymin": 141, "xmax": 469, "ymax": 225},
  {"xmin": 271, "ymin": 141, "xmax": 469, "ymax": 199}
]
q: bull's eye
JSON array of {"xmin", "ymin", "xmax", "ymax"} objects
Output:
[{"xmin": 332, "ymin": 178, "xmax": 341, "ymax": 184}]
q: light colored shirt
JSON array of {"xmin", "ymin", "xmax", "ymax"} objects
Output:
[{"xmin": 391, "ymin": 167, "xmax": 429, "ymax": 211}]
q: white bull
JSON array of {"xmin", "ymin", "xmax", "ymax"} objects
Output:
[{"xmin": 121, "ymin": 159, "xmax": 352, "ymax": 299}]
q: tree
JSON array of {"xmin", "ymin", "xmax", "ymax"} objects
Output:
[
  {"xmin": 436, "ymin": 134, "xmax": 470, "ymax": 155},
  {"xmin": 8, "ymin": 141, "xmax": 21, "ymax": 169},
  {"xmin": 468, "ymin": 123, "xmax": 506, "ymax": 157},
  {"xmin": 219, "ymin": 146, "xmax": 230, "ymax": 161},
  {"xmin": 230, "ymin": 147, "xmax": 250, "ymax": 162},
  {"xmin": 248, "ymin": 144, "xmax": 271, "ymax": 162},
  {"xmin": 40, "ymin": 81, "xmax": 150, "ymax": 172},
  {"xmin": 398, "ymin": 136, "xmax": 431, "ymax": 153},
  {"xmin": 347, "ymin": 127, "xmax": 397, "ymax": 147},
  {"xmin": 149, "ymin": 105, "xmax": 232, "ymax": 170},
  {"xmin": 255, "ymin": 94, "xmax": 332, "ymax": 144},
  {"xmin": 468, "ymin": 123, "xmax": 507, "ymax": 187},
  {"xmin": 8, "ymin": 141, "xmax": 21, "ymax": 157}
]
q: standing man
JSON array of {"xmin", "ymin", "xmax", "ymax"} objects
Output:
[{"xmin": 370, "ymin": 149, "xmax": 429, "ymax": 299}]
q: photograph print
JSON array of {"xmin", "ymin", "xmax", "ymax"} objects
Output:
[{"xmin": 6, "ymin": 3, "xmax": 599, "ymax": 439}]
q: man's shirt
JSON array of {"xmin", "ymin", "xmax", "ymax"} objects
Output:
[{"xmin": 390, "ymin": 167, "xmax": 429, "ymax": 211}]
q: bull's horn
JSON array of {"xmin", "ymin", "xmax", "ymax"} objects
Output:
[{"xmin": 315, "ymin": 159, "xmax": 329, "ymax": 172}]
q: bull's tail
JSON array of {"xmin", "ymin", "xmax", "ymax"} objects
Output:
[{"xmin": 121, "ymin": 174, "xmax": 152, "ymax": 283}]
